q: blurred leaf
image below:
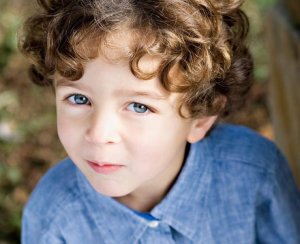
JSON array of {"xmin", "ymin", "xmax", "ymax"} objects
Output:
[
  {"xmin": 0, "ymin": 91, "xmax": 18, "ymax": 110},
  {"xmin": 254, "ymin": 0, "xmax": 276, "ymax": 10},
  {"xmin": 0, "ymin": 9, "xmax": 22, "ymax": 73},
  {"xmin": 7, "ymin": 167, "xmax": 22, "ymax": 185},
  {"xmin": 0, "ymin": 164, "xmax": 22, "ymax": 186}
]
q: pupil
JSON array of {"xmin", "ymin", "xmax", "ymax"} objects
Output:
[
  {"xmin": 75, "ymin": 95, "xmax": 87, "ymax": 104},
  {"xmin": 134, "ymin": 103, "xmax": 147, "ymax": 113}
]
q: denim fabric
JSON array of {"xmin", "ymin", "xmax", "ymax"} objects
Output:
[{"xmin": 22, "ymin": 124, "xmax": 300, "ymax": 243}]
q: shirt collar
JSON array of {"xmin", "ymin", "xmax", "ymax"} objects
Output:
[
  {"xmin": 76, "ymin": 168, "xmax": 151, "ymax": 244},
  {"xmin": 151, "ymin": 138, "xmax": 212, "ymax": 241}
]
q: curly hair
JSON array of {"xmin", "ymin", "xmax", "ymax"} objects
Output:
[{"xmin": 19, "ymin": 0, "xmax": 253, "ymax": 118}]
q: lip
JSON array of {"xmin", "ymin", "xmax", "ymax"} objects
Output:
[{"xmin": 87, "ymin": 160, "xmax": 123, "ymax": 175}]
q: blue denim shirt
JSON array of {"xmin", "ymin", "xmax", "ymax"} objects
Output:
[{"xmin": 22, "ymin": 124, "xmax": 300, "ymax": 243}]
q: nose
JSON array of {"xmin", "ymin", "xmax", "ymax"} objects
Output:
[{"xmin": 84, "ymin": 109, "xmax": 121, "ymax": 145}]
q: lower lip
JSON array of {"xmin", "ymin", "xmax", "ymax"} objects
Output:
[{"xmin": 87, "ymin": 161, "xmax": 123, "ymax": 174}]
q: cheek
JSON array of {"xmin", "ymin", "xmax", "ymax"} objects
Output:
[
  {"xmin": 127, "ymin": 122, "xmax": 181, "ymax": 160},
  {"xmin": 56, "ymin": 113, "xmax": 78, "ymax": 150},
  {"xmin": 131, "ymin": 121, "xmax": 190, "ymax": 165}
]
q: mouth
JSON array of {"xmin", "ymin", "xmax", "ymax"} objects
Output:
[{"xmin": 87, "ymin": 160, "xmax": 123, "ymax": 175}]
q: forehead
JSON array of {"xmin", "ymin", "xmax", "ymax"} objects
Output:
[{"xmin": 56, "ymin": 54, "xmax": 163, "ymax": 94}]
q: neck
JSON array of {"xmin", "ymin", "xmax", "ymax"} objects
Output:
[
  {"xmin": 114, "ymin": 158, "xmax": 186, "ymax": 212},
  {"xmin": 114, "ymin": 190, "xmax": 164, "ymax": 212},
  {"xmin": 114, "ymin": 143, "xmax": 190, "ymax": 212}
]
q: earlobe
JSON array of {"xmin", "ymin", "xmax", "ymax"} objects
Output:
[{"xmin": 187, "ymin": 115, "xmax": 218, "ymax": 143}]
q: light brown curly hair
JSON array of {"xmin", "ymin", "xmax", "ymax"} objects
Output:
[{"xmin": 19, "ymin": 0, "xmax": 253, "ymax": 118}]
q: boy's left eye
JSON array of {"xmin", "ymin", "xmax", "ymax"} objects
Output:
[
  {"xmin": 67, "ymin": 94, "xmax": 91, "ymax": 105},
  {"xmin": 127, "ymin": 102, "xmax": 150, "ymax": 114}
]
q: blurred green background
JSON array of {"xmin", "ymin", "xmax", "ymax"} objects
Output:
[{"xmin": 0, "ymin": 0, "xmax": 276, "ymax": 243}]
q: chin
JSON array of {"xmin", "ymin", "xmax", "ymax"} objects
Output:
[{"xmin": 89, "ymin": 180, "xmax": 132, "ymax": 198}]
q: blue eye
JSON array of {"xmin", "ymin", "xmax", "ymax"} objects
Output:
[
  {"xmin": 68, "ymin": 94, "xmax": 90, "ymax": 105},
  {"xmin": 127, "ymin": 102, "xmax": 150, "ymax": 114}
]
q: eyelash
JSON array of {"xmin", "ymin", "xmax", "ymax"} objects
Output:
[
  {"xmin": 127, "ymin": 102, "xmax": 151, "ymax": 114},
  {"xmin": 66, "ymin": 94, "xmax": 91, "ymax": 105},
  {"xmin": 65, "ymin": 94, "xmax": 153, "ymax": 114}
]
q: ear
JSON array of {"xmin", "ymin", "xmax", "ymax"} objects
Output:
[{"xmin": 187, "ymin": 115, "xmax": 218, "ymax": 143}]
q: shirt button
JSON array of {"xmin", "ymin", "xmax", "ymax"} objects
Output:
[{"xmin": 148, "ymin": 220, "xmax": 159, "ymax": 228}]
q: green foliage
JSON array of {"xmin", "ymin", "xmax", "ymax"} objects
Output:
[
  {"xmin": 243, "ymin": 0, "xmax": 277, "ymax": 81},
  {"xmin": 0, "ymin": 8, "xmax": 21, "ymax": 73},
  {"xmin": 0, "ymin": 163, "xmax": 22, "ymax": 243},
  {"xmin": 254, "ymin": 0, "xmax": 276, "ymax": 10}
]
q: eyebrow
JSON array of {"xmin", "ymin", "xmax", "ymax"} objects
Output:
[
  {"xmin": 114, "ymin": 89, "xmax": 167, "ymax": 100},
  {"xmin": 55, "ymin": 78, "xmax": 78, "ymax": 87}
]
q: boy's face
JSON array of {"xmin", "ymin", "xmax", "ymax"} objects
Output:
[{"xmin": 55, "ymin": 53, "xmax": 215, "ymax": 204}]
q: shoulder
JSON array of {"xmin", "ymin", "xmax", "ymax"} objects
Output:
[
  {"xmin": 188, "ymin": 124, "xmax": 300, "ymax": 243},
  {"xmin": 23, "ymin": 158, "xmax": 80, "ymax": 222},
  {"xmin": 202, "ymin": 123, "xmax": 285, "ymax": 174}
]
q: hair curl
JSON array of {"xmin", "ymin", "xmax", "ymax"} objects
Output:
[{"xmin": 19, "ymin": 0, "xmax": 253, "ymax": 118}]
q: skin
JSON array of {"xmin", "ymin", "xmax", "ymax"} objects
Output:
[{"xmin": 55, "ymin": 52, "xmax": 216, "ymax": 212}]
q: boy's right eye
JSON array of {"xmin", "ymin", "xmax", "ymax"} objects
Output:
[{"xmin": 67, "ymin": 94, "xmax": 91, "ymax": 105}]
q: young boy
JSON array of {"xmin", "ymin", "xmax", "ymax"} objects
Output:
[{"xmin": 20, "ymin": 0, "xmax": 300, "ymax": 243}]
